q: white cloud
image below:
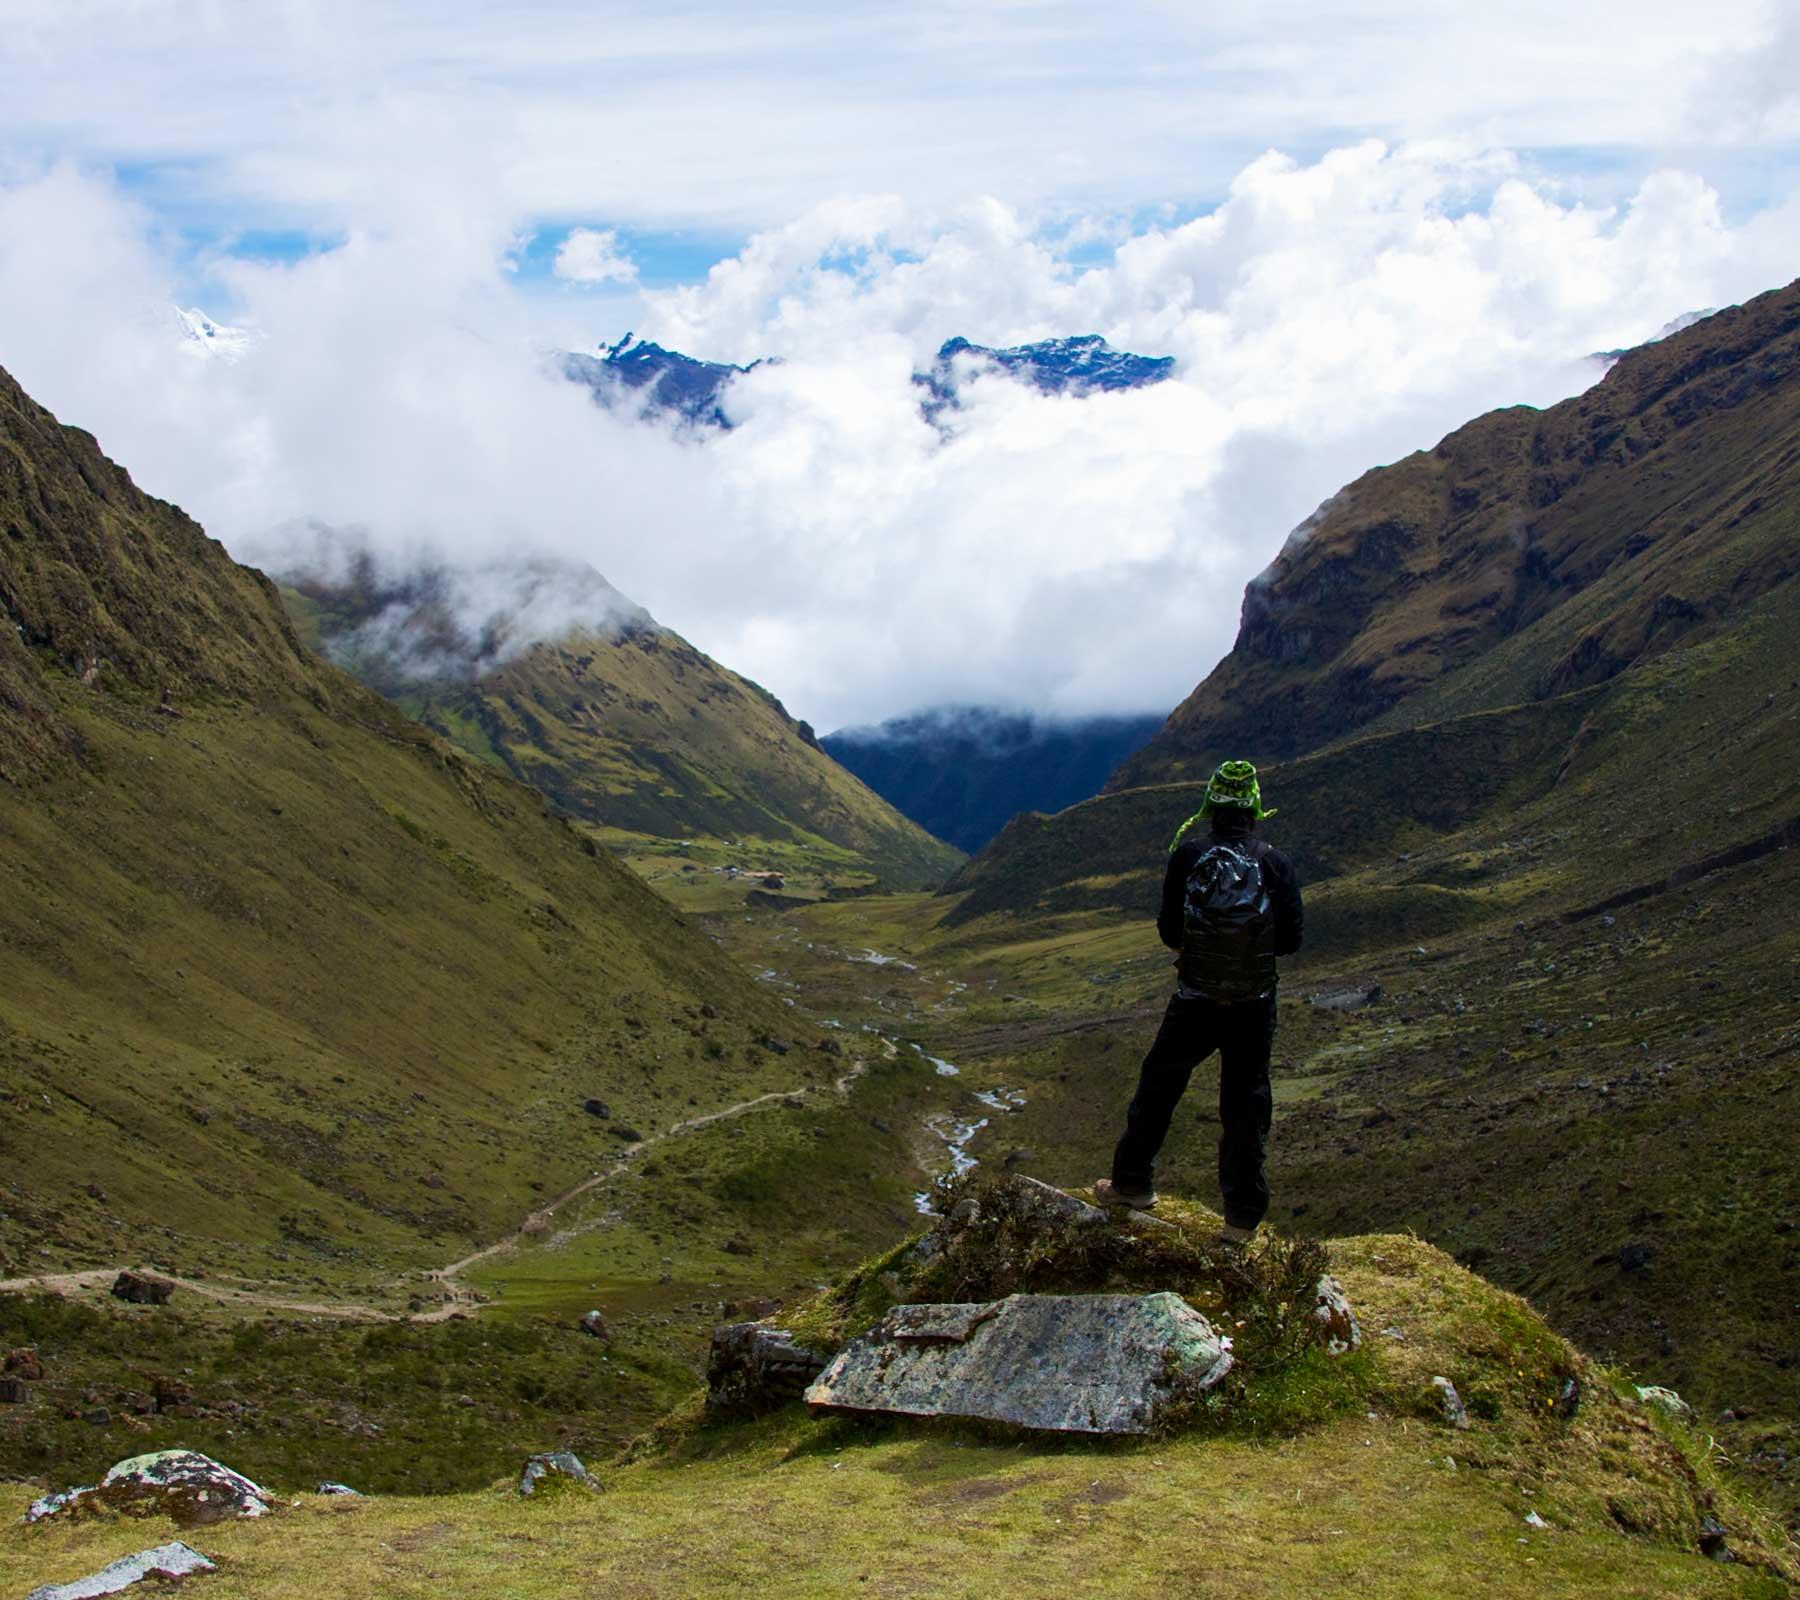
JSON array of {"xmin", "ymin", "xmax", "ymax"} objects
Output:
[
  {"xmin": 0, "ymin": 145, "xmax": 1796, "ymax": 736},
  {"xmin": 552, "ymin": 227, "xmax": 637, "ymax": 285},
  {"xmin": 0, "ymin": 1, "xmax": 1790, "ymax": 233}
]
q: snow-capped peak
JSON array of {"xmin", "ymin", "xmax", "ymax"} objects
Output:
[{"xmin": 172, "ymin": 305, "xmax": 259, "ymax": 363}]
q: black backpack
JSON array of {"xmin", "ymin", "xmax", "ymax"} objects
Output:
[{"xmin": 1179, "ymin": 839, "xmax": 1278, "ymax": 1001}]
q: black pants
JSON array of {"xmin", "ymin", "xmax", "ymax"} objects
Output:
[{"xmin": 1110, "ymin": 991, "xmax": 1275, "ymax": 1229}]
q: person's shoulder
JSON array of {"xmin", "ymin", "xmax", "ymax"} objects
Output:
[
  {"xmin": 1256, "ymin": 837, "xmax": 1297, "ymax": 875},
  {"xmin": 1166, "ymin": 838, "xmax": 1203, "ymax": 871}
]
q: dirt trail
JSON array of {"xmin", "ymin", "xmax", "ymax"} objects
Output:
[{"xmin": 0, "ymin": 1057, "xmax": 874, "ymax": 1327}]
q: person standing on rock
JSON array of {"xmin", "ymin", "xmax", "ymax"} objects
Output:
[{"xmin": 1094, "ymin": 759, "xmax": 1303, "ymax": 1246}]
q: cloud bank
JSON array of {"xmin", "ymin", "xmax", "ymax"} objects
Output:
[{"xmin": 0, "ymin": 144, "xmax": 1796, "ymax": 730}]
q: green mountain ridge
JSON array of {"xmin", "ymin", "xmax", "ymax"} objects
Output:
[
  {"xmin": 280, "ymin": 558, "xmax": 963, "ymax": 892},
  {"xmin": 0, "ymin": 363, "xmax": 823, "ymax": 1292}
]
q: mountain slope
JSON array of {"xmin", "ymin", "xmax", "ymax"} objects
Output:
[
  {"xmin": 1114, "ymin": 279, "xmax": 1800, "ymax": 790},
  {"xmin": 0, "ymin": 364, "xmax": 819, "ymax": 1290},
  {"xmin": 281, "ymin": 553, "xmax": 963, "ymax": 890},
  {"xmin": 922, "ymin": 287, "xmax": 1800, "ymax": 1526},
  {"xmin": 823, "ymin": 706, "xmax": 1163, "ymax": 853}
]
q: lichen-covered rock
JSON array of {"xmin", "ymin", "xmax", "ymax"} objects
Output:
[
  {"xmin": 1635, "ymin": 1384, "xmax": 1694, "ymax": 1422},
  {"xmin": 1311, "ymin": 1275, "xmax": 1361, "ymax": 1355},
  {"xmin": 1006, "ymin": 1175, "xmax": 1110, "ymax": 1231},
  {"xmin": 24, "ymin": 1540, "xmax": 214, "ymax": 1599},
  {"xmin": 517, "ymin": 1451, "xmax": 596, "ymax": 1497},
  {"xmin": 807, "ymin": 1292, "xmax": 1232, "ymax": 1435},
  {"xmin": 1432, "ymin": 1376, "xmax": 1471, "ymax": 1430},
  {"xmin": 26, "ymin": 1451, "xmax": 273, "ymax": 1527},
  {"xmin": 109, "ymin": 1273, "xmax": 174, "ymax": 1306},
  {"xmin": 707, "ymin": 1322, "xmax": 830, "ymax": 1416}
]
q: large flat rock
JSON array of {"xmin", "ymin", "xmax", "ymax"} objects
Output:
[{"xmin": 805, "ymin": 1291, "xmax": 1231, "ymax": 1435}]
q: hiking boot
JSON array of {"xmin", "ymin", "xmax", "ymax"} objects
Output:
[
  {"xmin": 1092, "ymin": 1177, "xmax": 1158, "ymax": 1211},
  {"xmin": 1217, "ymin": 1222, "xmax": 1258, "ymax": 1248}
]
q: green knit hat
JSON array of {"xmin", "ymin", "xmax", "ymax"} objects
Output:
[{"xmin": 1169, "ymin": 759, "xmax": 1275, "ymax": 851}]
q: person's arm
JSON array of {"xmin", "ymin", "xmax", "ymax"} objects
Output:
[
  {"xmin": 1266, "ymin": 847, "xmax": 1304, "ymax": 956},
  {"xmin": 1157, "ymin": 843, "xmax": 1194, "ymax": 950}
]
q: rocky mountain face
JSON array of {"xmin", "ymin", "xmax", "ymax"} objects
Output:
[
  {"xmin": 915, "ymin": 334, "xmax": 1174, "ymax": 419},
  {"xmin": 559, "ymin": 331, "xmax": 1176, "ymax": 430},
  {"xmin": 281, "ymin": 547, "xmax": 963, "ymax": 888},
  {"xmin": 823, "ymin": 706, "xmax": 1162, "ymax": 853},
  {"xmin": 560, "ymin": 333, "xmax": 758, "ymax": 429},
  {"xmin": 1114, "ymin": 280, "xmax": 1800, "ymax": 791},
  {"xmin": 0, "ymin": 364, "xmax": 815, "ymax": 1282}
]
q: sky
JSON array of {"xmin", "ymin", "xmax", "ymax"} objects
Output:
[{"xmin": 2, "ymin": 1, "xmax": 1798, "ymax": 730}]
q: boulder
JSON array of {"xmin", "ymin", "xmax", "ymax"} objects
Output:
[
  {"xmin": 24, "ymin": 1541, "xmax": 214, "ymax": 1600},
  {"xmin": 517, "ymin": 1451, "xmax": 597, "ymax": 1497},
  {"xmin": 1311, "ymin": 1275, "xmax": 1362, "ymax": 1355},
  {"xmin": 578, "ymin": 1309, "xmax": 611, "ymax": 1341},
  {"xmin": 806, "ymin": 1292, "xmax": 1232, "ymax": 1435},
  {"xmin": 109, "ymin": 1272, "xmax": 174, "ymax": 1306},
  {"xmin": 26, "ymin": 1451, "xmax": 274, "ymax": 1527},
  {"xmin": 707, "ymin": 1322, "xmax": 830, "ymax": 1416}
]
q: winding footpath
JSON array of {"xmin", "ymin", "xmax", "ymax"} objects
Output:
[{"xmin": 0, "ymin": 1057, "xmax": 875, "ymax": 1327}]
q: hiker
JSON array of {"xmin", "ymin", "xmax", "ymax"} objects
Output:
[{"xmin": 1094, "ymin": 759, "xmax": 1303, "ymax": 1245}]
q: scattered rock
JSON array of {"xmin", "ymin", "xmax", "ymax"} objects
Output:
[
  {"xmin": 1555, "ymin": 1377, "xmax": 1581, "ymax": 1420},
  {"xmin": 1617, "ymin": 1241, "xmax": 1656, "ymax": 1273},
  {"xmin": 1001, "ymin": 1148, "xmax": 1037, "ymax": 1170},
  {"xmin": 4, "ymin": 1346, "xmax": 44, "ymax": 1379},
  {"xmin": 0, "ymin": 1376, "xmax": 29, "ymax": 1404},
  {"xmin": 1379, "ymin": 1326, "xmax": 1406, "ymax": 1342},
  {"xmin": 1311, "ymin": 1275, "xmax": 1361, "ymax": 1355},
  {"xmin": 420, "ymin": 1172, "xmax": 445, "ymax": 1190},
  {"xmin": 517, "ymin": 1451, "xmax": 597, "ymax": 1497},
  {"xmin": 721, "ymin": 1296, "xmax": 780, "ymax": 1320},
  {"xmin": 84, "ymin": 1407, "xmax": 112, "ymax": 1427},
  {"xmin": 1310, "ymin": 984, "xmax": 1383, "ymax": 1012},
  {"xmin": 27, "ymin": 1450, "xmax": 274, "ymax": 1527},
  {"xmin": 1699, "ymin": 1515, "xmax": 1731, "ymax": 1561},
  {"xmin": 1523, "ymin": 1510, "xmax": 1550, "ymax": 1530},
  {"xmin": 807, "ymin": 1292, "xmax": 1233, "ymax": 1436},
  {"xmin": 707, "ymin": 1322, "xmax": 830, "ymax": 1417},
  {"xmin": 578, "ymin": 1309, "xmax": 611, "ymax": 1341},
  {"xmin": 608, "ymin": 1126, "xmax": 644, "ymax": 1142},
  {"xmin": 110, "ymin": 1272, "xmax": 175, "ymax": 1306},
  {"xmin": 1635, "ymin": 1384, "xmax": 1693, "ymax": 1422},
  {"xmin": 23, "ymin": 1541, "xmax": 216, "ymax": 1600},
  {"xmin": 583, "ymin": 1099, "xmax": 611, "ymax": 1119},
  {"xmin": 315, "ymin": 1482, "xmax": 360, "ymax": 1497},
  {"xmin": 1431, "ymin": 1376, "xmax": 1471, "ymax": 1430},
  {"xmin": 722, "ymin": 1237, "xmax": 754, "ymax": 1257}
]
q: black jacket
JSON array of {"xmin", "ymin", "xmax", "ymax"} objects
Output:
[{"xmin": 1157, "ymin": 819, "xmax": 1303, "ymax": 994}]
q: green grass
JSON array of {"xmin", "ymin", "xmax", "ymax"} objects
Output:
[{"xmin": 4, "ymin": 1230, "xmax": 1792, "ymax": 1599}]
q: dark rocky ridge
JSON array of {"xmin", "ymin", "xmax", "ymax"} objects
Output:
[{"xmin": 824, "ymin": 706, "xmax": 1162, "ymax": 853}]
